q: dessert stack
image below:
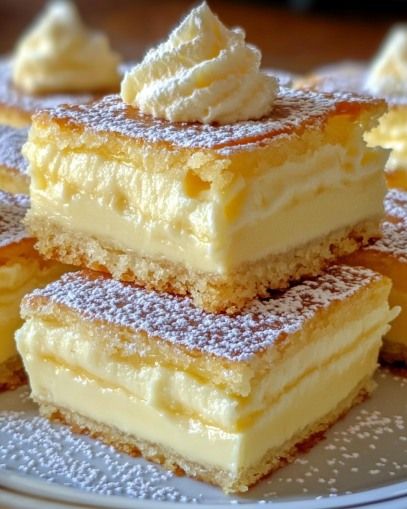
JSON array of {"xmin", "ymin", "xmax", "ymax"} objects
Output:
[{"xmin": 15, "ymin": 2, "xmax": 399, "ymax": 494}]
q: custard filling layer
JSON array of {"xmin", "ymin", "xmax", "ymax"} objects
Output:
[
  {"xmin": 18, "ymin": 305, "xmax": 390, "ymax": 430},
  {"xmin": 27, "ymin": 137, "xmax": 386, "ymax": 273},
  {"xmin": 386, "ymin": 286, "xmax": 407, "ymax": 346},
  {"xmin": 0, "ymin": 260, "xmax": 67, "ymax": 364},
  {"xmin": 19, "ymin": 326, "xmax": 382, "ymax": 472},
  {"xmin": 366, "ymin": 108, "xmax": 407, "ymax": 173}
]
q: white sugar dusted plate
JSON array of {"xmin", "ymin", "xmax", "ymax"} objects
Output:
[{"xmin": 0, "ymin": 369, "xmax": 407, "ymax": 509}]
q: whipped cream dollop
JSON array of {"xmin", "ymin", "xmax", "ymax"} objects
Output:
[
  {"xmin": 12, "ymin": 0, "xmax": 121, "ymax": 94},
  {"xmin": 365, "ymin": 25, "xmax": 407, "ymax": 97},
  {"xmin": 121, "ymin": 2, "xmax": 278, "ymax": 124}
]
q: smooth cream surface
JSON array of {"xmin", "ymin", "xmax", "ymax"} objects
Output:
[
  {"xmin": 121, "ymin": 2, "xmax": 278, "ymax": 123},
  {"xmin": 386, "ymin": 286, "xmax": 407, "ymax": 346},
  {"xmin": 18, "ymin": 320, "xmax": 385, "ymax": 472},
  {"xmin": 365, "ymin": 25, "xmax": 407, "ymax": 97},
  {"xmin": 27, "ymin": 139, "xmax": 387, "ymax": 273},
  {"xmin": 12, "ymin": 0, "xmax": 121, "ymax": 94}
]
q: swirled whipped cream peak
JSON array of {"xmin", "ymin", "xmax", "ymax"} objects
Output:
[
  {"xmin": 12, "ymin": 0, "xmax": 122, "ymax": 94},
  {"xmin": 365, "ymin": 25, "xmax": 407, "ymax": 97},
  {"xmin": 121, "ymin": 2, "xmax": 279, "ymax": 124}
]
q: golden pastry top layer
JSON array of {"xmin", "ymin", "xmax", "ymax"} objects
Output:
[
  {"xmin": 0, "ymin": 57, "xmax": 94, "ymax": 115},
  {"xmin": 34, "ymin": 88, "xmax": 386, "ymax": 155},
  {"xmin": 365, "ymin": 189, "xmax": 407, "ymax": 262},
  {"xmin": 0, "ymin": 190, "xmax": 29, "ymax": 249},
  {"xmin": 297, "ymin": 62, "xmax": 407, "ymax": 106},
  {"xmin": 0, "ymin": 125, "xmax": 28, "ymax": 176},
  {"xmin": 22, "ymin": 265, "xmax": 381, "ymax": 363}
]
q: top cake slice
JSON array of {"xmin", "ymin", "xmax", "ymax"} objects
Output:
[{"xmin": 24, "ymin": 88, "xmax": 389, "ymax": 312}]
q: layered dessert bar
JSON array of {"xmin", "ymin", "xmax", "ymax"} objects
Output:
[
  {"xmin": 0, "ymin": 125, "xmax": 29, "ymax": 193},
  {"xmin": 344, "ymin": 189, "xmax": 407, "ymax": 364},
  {"xmin": 0, "ymin": 191, "xmax": 67, "ymax": 391},
  {"xmin": 24, "ymin": 89, "xmax": 389, "ymax": 312},
  {"xmin": 17, "ymin": 265, "xmax": 396, "ymax": 492},
  {"xmin": 0, "ymin": 1, "xmax": 121, "ymax": 127},
  {"xmin": 296, "ymin": 26, "xmax": 407, "ymax": 190}
]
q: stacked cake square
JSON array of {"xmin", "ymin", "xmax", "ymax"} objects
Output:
[{"xmin": 16, "ymin": 2, "xmax": 399, "ymax": 494}]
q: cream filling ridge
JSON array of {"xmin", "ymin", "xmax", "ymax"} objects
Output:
[
  {"xmin": 28, "ymin": 143, "xmax": 386, "ymax": 273},
  {"xmin": 19, "ymin": 327, "xmax": 382, "ymax": 472},
  {"xmin": 17, "ymin": 305, "xmax": 390, "ymax": 429}
]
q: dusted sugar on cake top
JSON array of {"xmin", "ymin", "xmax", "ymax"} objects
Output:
[
  {"xmin": 24, "ymin": 88, "xmax": 389, "ymax": 312},
  {"xmin": 17, "ymin": 265, "xmax": 397, "ymax": 492},
  {"xmin": 0, "ymin": 125, "xmax": 29, "ymax": 193}
]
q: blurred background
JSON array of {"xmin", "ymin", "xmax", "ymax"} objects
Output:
[{"xmin": 0, "ymin": 0, "xmax": 406, "ymax": 74}]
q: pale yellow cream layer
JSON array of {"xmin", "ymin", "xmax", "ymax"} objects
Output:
[
  {"xmin": 0, "ymin": 260, "xmax": 67, "ymax": 364},
  {"xmin": 386, "ymin": 286, "xmax": 407, "ymax": 346},
  {"xmin": 17, "ymin": 304, "xmax": 390, "ymax": 430},
  {"xmin": 366, "ymin": 108, "xmax": 407, "ymax": 173},
  {"xmin": 27, "ymin": 138, "xmax": 386, "ymax": 273},
  {"xmin": 19, "ymin": 325, "xmax": 382, "ymax": 472}
]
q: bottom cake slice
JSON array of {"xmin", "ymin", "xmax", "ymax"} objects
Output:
[{"xmin": 17, "ymin": 266, "xmax": 397, "ymax": 492}]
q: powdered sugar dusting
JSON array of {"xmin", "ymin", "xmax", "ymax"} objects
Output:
[
  {"xmin": 365, "ymin": 189, "xmax": 407, "ymax": 262},
  {"xmin": 0, "ymin": 190, "xmax": 29, "ymax": 248},
  {"xmin": 0, "ymin": 125, "xmax": 28, "ymax": 176},
  {"xmin": 45, "ymin": 89, "xmax": 381, "ymax": 154},
  {"xmin": 0, "ymin": 57, "xmax": 94, "ymax": 115},
  {"xmin": 23, "ymin": 265, "xmax": 380, "ymax": 362},
  {"xmin": 0, "ymin": 406, "xmax": 199, "ymax": 502}
]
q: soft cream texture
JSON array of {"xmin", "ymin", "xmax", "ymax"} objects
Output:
[
  {"xmin": 0, "ymin": 260, "xmax": 66, "ymax": 364},
  {"xmin": 120, "ymin": 2, "xmax": 278, "ymax": 124},
  {"xmin": 386, "ymin": 287, "xmax": 407, "ymax": 346},
  {"xmin": 12, "ymin": 0, "xmax": 121, "ymax": 94},
  {"xmin": 365, "ymin": 25, "xmax": 407, "ymax": 97},
  {"xmin": 366, "ymin": 108, "xmax": 407, "ymax": 173},
  {"xmin": 26, "ymin": 136, "xmax": 387, "ymax": 274},
  {"xmin": 18, "ymin": 315, "xmax": 388, "ymax": 472}
]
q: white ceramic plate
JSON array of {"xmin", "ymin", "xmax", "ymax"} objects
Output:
[{"xmin": 0, "ymin": 369, "xmax": 406, "ymax": 509}]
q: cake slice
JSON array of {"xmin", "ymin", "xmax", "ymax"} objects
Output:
[
  {"xmin": 24, "ymin": 89, "xmax": 389, "ymax": 312},
  {"xmin": 344, "ymin": 189, "xmax": 407, "ymax": 364},
  {"xmin": 0, "ymin": 125, "xmax": 29, "ymax": 193},
  {"xmin": 0, "ymin": 191, "xmax": 67, "ymax": 391},
  {"xmin": 17, "ymin": 265, "xmax": 396, "ymax": 492}
]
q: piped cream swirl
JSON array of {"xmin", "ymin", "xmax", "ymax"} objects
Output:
[
  {"xmin": 365, "ymin": 25, "xmax": 407, "ymax": 97},
  {"xmin": 121, "ymin": 2, "xmax": 278, "ymax": 124},
  {"xmin": 12, "ymin": 0, "xmax": 121, "ymax": 94}
]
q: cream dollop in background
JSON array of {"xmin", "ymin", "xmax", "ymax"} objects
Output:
[
  {"xmin": 365, "ymin": 25, "xmax": 407, "ymax": 97},
  {"xmin": 12, "ymin": 0, "xmax": 122, "ymax": 94},
  {"xmin": 121, "ymin": 2, "xmax": 279, "ymax": 124}
]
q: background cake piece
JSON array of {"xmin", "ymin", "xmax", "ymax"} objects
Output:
[
  {"xmin": 295, "ymin": 31, "xmax": 407, "ymax": 192},
  {"xmin": 25, "ymin": 89, "xmax": 389, "ymax": 312},
  {"xmin": 343, "ymin": 189, "xmax": 407, "ymax": 364},
  {"xmin": 0, "ymin": 191, "xmax": 68, "ymax": 391},
  {"xmin": 17, "ymin": 265, "xmax": 396, "ymax": 492},
  {"xmin": 0, "ymin": 125, "xmax": 29, "ymax": 193}
]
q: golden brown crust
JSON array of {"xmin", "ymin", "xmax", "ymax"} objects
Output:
[
  {"xmin": 37, "ymin": 375, "xmax": 375, "ymax": 493},
  {"xmin": 0, "ymin": 355, "xmax": 26, "ymax": 392},
  {"xmin": 33, "ymin": 90, "xmax": 387, "ymax": 155},
  {"xmin": 26, "ymin": 214, "xmax": 382, "ymax": 312}
]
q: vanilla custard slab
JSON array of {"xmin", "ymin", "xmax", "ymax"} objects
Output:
[
  {"xmin": 344, "ymin": 189, "xmax": 407, "ymax": 364},
  {"xmin": 17, "ymin": 265, "xmax": 396, "ymax": 492},
  {"xmin": 0, "ymin": 125, "xmax": 29, "ymax": 193},
  {"xmin": 24, "ymin": 90, "xmax": 388, "ymax": 312},
  {"xmin": 0, "ymin": 191, "xmax": 67, "ymax": 390}
]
